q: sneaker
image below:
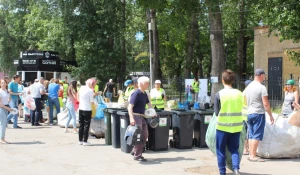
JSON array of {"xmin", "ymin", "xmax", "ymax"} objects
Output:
[
  {"xmin": 83, "ymin": 142, "xmax": 93, "ymax": 146},
  {"xmin": 78, "ymin": 141, "xmax": 83, "ymax": 145},
  {"xmin": 13, "ymin": 126, "xmax": 22, "ymax": 129},
  {"xmin": 8, "ymin": 121, "xmax": 13, "ymax": 124},
  {"xmin": 233, "ymin": 169, "xmax": 240, "ymax": 175},
  {"xmin": 50, "ymin": 123, "xmax": 54, "ymax": 126},
  {"xmin": 134, "ymin": 156, "xmax": 147, "ymax": 162},
  {"xmin": 35, "ymin": 123, "xmax": 42, "ymax": 126}
]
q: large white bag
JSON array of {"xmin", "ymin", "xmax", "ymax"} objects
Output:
[
  {"xmin": 57, "ymin": 109, "xmax": 79, "ymax": 128},
  {"xmin": 90, "ymin": 118, "xmax": 105, "ymax": 138},
  {"xmin": 257, "ymin": 112, "xmax": 300, "ymax": 158}
]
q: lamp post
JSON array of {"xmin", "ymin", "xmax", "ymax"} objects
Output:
[{"xmin": 148, "ymin": 22, "xmax": 154, "ymax": 89}]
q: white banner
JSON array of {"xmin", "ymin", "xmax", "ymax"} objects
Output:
[{"xmin": 184, "ymin": 79, "xmax": 210, "ymax": 103}]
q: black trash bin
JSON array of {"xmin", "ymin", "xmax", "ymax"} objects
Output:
[
  {"xmin": 193, "ymin": 109, "xmax": 214, "ymax": 148},
  {"xmin": 169, "ymin": 109, "xmax": 196, "ymax": 149},
  {"xmin": 147, "ymin": 110, "xmax": 172, "ymax": 151},
  {"xmin": 117, "ymin": 111, "xmax": 133, "ymax": 153},
  {"xmin": 108, "ymin": 108, "xmax": 126, "ymax": 148},
  {"xmin": 104, "ymin": 108, "xmax": 112, "ymax": 145}
]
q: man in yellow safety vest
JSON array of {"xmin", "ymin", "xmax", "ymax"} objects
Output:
[
  {"xmin": 150, "ymin": 80, "xmax": 166, "ymax": 110},
  {"xmin": 214, "ymin": 69, "xmax": 244, "ymax": 175}
]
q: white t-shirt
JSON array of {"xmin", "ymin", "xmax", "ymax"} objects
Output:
[
  {"xmin": 0, "ymin": 89, "xmax": 10, "ymax": 105},
  {"xmin": 30, "ymin": 82, "xmax": 45, "ymax": 98},
  {"xmin": 79, "ymin": 86, "xmax": 94, "ymax": 111}
]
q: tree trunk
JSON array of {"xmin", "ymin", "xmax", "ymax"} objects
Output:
[
  {"xmin": 207, "ymin": 2, "xmax": 225, "ymax": 102},
  {"xmin": 194, "ymin": 15, "xmax": 204, "ymax": 79},
  {"xmin": 121, "ymin": 0, "xmax": 126, "ymax": 85},
  {"xmin": 185, "ymin": 13, "xmax": 197, "ymax": 79},
  {"xmin": 236, "ymin": 0, "xmax": 245, "ymax": 88},
  {"xmin": 150, "ymin": 9, "xmax": 162, "ymax": 86}
]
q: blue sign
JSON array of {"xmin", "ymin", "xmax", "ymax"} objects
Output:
[{"xmin": 135, "ymin": 32, "xmax": 144, "ymax": 41}]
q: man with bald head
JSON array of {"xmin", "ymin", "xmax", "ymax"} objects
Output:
[{"xmin": 103, "ymin": 79, "xmax": 115, "ymax": 102}]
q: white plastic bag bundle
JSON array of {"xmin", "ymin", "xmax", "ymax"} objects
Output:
[
  {"xmin": 257, "ymin": 112, "xmax": 300, "ymax": 158},
  {"xmin": 57, "ymin": 109, "xmax": 79, "ymax": 128},
  {"xmin": 90, "ymin": 118, "xmax": 105, "ymax": 138},
  {"xmin": 24, "ymin": 95, "xmax": 36, "ymax": 111}
]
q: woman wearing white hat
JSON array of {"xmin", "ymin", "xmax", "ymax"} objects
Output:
[{"xmin": 150, "ymin": 80, "xmax": 166, "ymax": 110}]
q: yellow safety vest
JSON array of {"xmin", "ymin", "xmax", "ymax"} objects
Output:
[
  {"xmin": 94, "ymin": 85, "xmax": 99, "ymax": 93},
  {"xmin": 124, "ymin": 86, "xmax": 134, "ymax": 101},
  {"xmin": 63, "ymin": 84, "xmax": 68, "ymax": 98},
  {"xmin": 216, "ymin": 88, "xmax": 244, "ymax": 133},
  {"xmin": 192, "ymin": 81, "xmax": 200, "ymax": 92},
  {"xmin": 150, "ymin": 88, "xmax": 165, "ymax": 109}
]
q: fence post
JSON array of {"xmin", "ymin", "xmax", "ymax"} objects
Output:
[{"xmin": 179, "ymin": 76, "xmax": 182, "ymax": 103}]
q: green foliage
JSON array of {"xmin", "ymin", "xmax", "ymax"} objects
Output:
[{"xmin": 286, "ymin": 50, "xmax": 300, "ymax": 66}]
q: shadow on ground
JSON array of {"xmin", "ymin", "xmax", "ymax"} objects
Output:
[
  {"xmin": 140, "ymin": 156, "xmax": 195, "ymax": 165},
  {"xmin": 11, "ymin": 141, "xmax": 45, "ymax": 145}
]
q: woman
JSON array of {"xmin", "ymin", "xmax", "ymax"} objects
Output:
[
  {"xmin": 192, "ymin": 77, "xmax": 200, "ymax": 103},
  {"xmin": 64, "ymin": 80, "xmax": 78, "ymax": 133},
  {"xmin": 282, "ymin": 79, "xmax": 299, "ymax": 116},
  {"xmin": 0, "ymin": 79, "xmax": 13, "ymax": 144},
  {"xmin": 43, "ymin": 80, "xmax": 50, "ymax": 124},
  {"xmin": 78, "ymin": 78, "xmax": 95, "ymax": 146},
  {"xmin": 17, "ymin": 80, "xmax": 24, "ymax": 118}
]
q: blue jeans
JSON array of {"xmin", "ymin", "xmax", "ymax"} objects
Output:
[
  {"xmin": 48, "ymin": 97, "xmax": 60, "ymax": 124},
  {"xmin": 65, "ymin": 102, "xmax": 76, "ymax": 128},
  {"xmin": 216, "ymin": 129, "xmax": 240, "ymax": 175},
  {"xmin": 106, "ymin": 92, "xmax": 113, "ymax": 102},
  {"xmin": 7, "ymin": 98, "xmax": 19, "ymax": 128},
  {"xmin": 0, "ymin": 108, "xmax": 8, "ymax": 139}
]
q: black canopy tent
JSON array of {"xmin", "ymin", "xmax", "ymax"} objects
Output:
[{"xmin": 14, "ymin": 50, "xmax": 76, "ymax": 83}]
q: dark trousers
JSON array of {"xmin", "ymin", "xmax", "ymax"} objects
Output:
[
  {"xmin": 132, "ymin": 115, "xmax": 148, "ymax": 157},
  {"xmin": 79, "ymin": 110, "xmax": 92, "ymax": 142},
  {"xmin": 216, "ymin": 129, "xmax": 240, "ymax": 175},
  {"xmin": 30, "ymin": 98, "xmax": 42, "ymax": 125}
]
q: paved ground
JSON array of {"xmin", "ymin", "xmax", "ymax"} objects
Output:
[{"xmin": 0, "ymin": 121, "xmax": 299, "ymax": 175}]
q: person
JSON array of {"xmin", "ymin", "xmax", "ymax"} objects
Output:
[
  {"xmin": 123, "ymin": 80, "xmax": 134, "ymax": 102},
  {"xmin": 17, "ymin": 79, "xmax": 25, "ymax": 119},
  {"xmin": 244, "ymin": 69, "xmax": 274, "ymax": 162},
  {"xmin": 62, "ymin": 80, "xmax": 69, "ymax": 109},
  {"xmin": 214, "ymin": 69, "xmax": 244, "ymax": 175},
  {"xmin": 64, "ymin": 80, "xmax": 78, "ymax": 133},
  {"xmin": 242, "ymin": 80, "xmax": 252, "ymax": 155},
  {"xmin": 43, "ymin": 80, "xmax": 50, "ymax": 124},
  {"xmin": 128, "ymin": 76, "xmax": 153, "ymax": 162},
  {"xmin": 28, "ymin": 78, "xmax": 45, "ymax": 126},
  {"xmin": 127, "ymin": 77, "xmax": 138, "ymax": 102},
  {"xmin": 48, "ymin": 79, "xmax": 61, "ymax": 125},
  {"xmin": 103, "ymin": 79, "xmax": 115, "ymax": 102},
  {"xmin": 0, "ymin": 79, "xmax": 14, "ymax": 144},
  {"xmin": 78, "ymin": 78, "xmax": 95, "ymax": 146},
  {"xmin": 7, "ymin": 75, "xmax": 22, "ymax": 129},
  {"xmin": 282, "ymin": 79, "xmax": 298, "ymax": 117},
  {"xmin": 150, "ymin": 80, "xmax": 166, "ymax": 110},
  {"xmin": 64, "ymin": 77, "xmax": 68, "ymax": 84},
  {"xmin": 192, "ymin": 77, "xmax": 200, "ymax": 103}
]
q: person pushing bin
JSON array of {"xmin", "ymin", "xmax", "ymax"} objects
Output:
[{"xmin": 127, "ymin": 76, "xmax": 154, "ymax": 162}]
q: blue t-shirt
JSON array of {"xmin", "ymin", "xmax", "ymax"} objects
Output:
[
  {"xmin": 129, "ymin": 89, "xmax": 149, "ymax": 114},
  {"xmin": 8, "ymin": 82, "xmax": 19, "ymax": 100},
  {"xmin": 48, "ymin": 83, "xmax": 60, "ymax": 98}
]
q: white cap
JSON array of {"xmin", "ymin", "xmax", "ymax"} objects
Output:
[{"xmin": 154, "ymin": 80, "xmax": 161, "ymax": 84}]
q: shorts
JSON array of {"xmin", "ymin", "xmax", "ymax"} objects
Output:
[{"xmin": 247, "ymin": 114, "xmax": 266, "ymax": 141}]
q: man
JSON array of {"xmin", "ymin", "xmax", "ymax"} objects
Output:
[
  {"xmin": 128, "ymin": 76, "xmax": 153, "ymax": 162},
  {"xmin": 127, "ymin": 77, "xmax": 138, "ymax": 102},
  {"xmin": 28, "ymin": 78, "xmax": 45, "ymax": 126},
  {"xmin": 214, "ymin": 69, "xmax": 244, "ymax": 175},
  {"xmin": 150, "ymin": 80, "xmax": 166, "ymax": 110},
  {"xmin": 48, "ymin": 79, "xmax": 61, "ymax": 125},
  {"xmin": 7, "ymin": 75, "xmax": 23, "ymax": 128},
  {"xmin": 244, "ymin": 69, "xmax": 274, "ymax": 162},
  {"xmin": 103, "ymin": 79, "xmax": 115, "ymax": 102}
]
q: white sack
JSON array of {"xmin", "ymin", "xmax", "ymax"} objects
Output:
[{"xmin": 57, "ymin": 109, "xmax": 79, "ymax": 128}]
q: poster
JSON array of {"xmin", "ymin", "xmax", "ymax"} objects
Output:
[{"xmin": 185, "ymin": 79, "xmax": 210, "ymax": 104}]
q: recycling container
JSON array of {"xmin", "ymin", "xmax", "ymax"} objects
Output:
[
  {"xmin": 117, "ymin": 111, "xmax": 133, "ymax": 153},
  {"xmin": 104, "ymin": 108, "xmax": 112, "ymax": 145},
  {"xmin": 169, "ymin": 109, "xmax": 196, "ymax": 149},
  {"xmin": 147, "ymin": 110, "xmax": 172, "ymax": 151},
  {"xmin": 109, "ymin": 108, "xmax": 126, "ymax": 148},
  {"xmin": 193, "ymin": 109, "xmax": 214, "ymax": 148}
]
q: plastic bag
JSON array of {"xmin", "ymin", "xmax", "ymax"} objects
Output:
[
  {"xmin": 25, "ymin": 95, "xmax": 36, "ymax": 110},
  {"xmin": 57, "ymin": 108, "xmax": 79, "ymax": 128},
  {"xmin": 94, "ymin": 95, "xmax": 107, "ymax": 120},
  {"xmin": 205, "ymin": 113, "xmax": 246, "ymax": 171}
]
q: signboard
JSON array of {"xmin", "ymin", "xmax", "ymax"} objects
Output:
[
  {"xmin": 21, "ymin": 50, "xmax": 59, "ymax": 60},
  {"xmin": 22, "ymin": 59, "xmax": 37, "ymax": 65},
  {"xmin": 41, "ymin": 60, "xmax": 57, "ymax": 65},
  {"xmin": 13, "ymin": 60, "xmax": 19, "ymax": 65},
  {"xmin": 185, "ymin": 79, "xmax": 209, "ymax": 103}
]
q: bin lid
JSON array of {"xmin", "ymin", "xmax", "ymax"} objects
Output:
[
  {"xmin": 171, "ymin": 109, "xmax": 196, "ymax": 115},
  {"xmin": 156, "ymin": 110, "xmax": 173, "ymax": 116},
  {"xmin": 116, "ymin": 110, "xmax": 129, "ymax": 116},
  {"xmin": 107, "ymin": 108, "xmax": 126, "ymax": 113},
  {"xmin": 192, "ymin": 109, "xmax": 214, "ymax": 115}
]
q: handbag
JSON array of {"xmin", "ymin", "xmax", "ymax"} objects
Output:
[{"xmin": 94, "ymin": 95, "xmax": 107, "ymax": 120}]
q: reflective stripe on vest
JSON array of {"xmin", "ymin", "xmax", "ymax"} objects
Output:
[
  {"xmin": 150, "ymin": 88, "xmax": 165, "ymax": 109},
  {"xmin": 216, "ymin": 88, "xmax": 244, "ymax": 133}
]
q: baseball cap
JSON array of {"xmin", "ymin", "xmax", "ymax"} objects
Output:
[
  {"xmin": 155, "ymin": 80, "xmax": 161, "ymax": 84},
  {"xmin": 254, "ymin": 69, "xmax": 267, "ymax": 76},
  {"xmin": 132, "ymin": 77, "xmax": 138, "ymax": 84},
  {"xmin": 286, "ymin": 79, "xmax": 295, "ymax": 85},
  {"xmin": 124, "ymin": 80, "xmax": 133, "ymax": 87},
  {"xmin": 244, "ymin": 80, "xmax": 252, "ymax": 86}
]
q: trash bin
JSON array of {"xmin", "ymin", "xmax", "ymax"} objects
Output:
[
  {"xmin": 169, "ymin": 109, "xmax": 196, "ymax": 149},
  {"xmin": 104, "ymin": 108, "xmax": 112, "ymax": 145},
  {"xmin": 147, "ymin": 110, "xmax": 172, "ymax": 151},
  {"xmin": 193, "ymin": 109, "xmax": 214, "ymax": 148},
  {"xmin": 117, "ymin": 111, "xmax": 133, "ymax": 153},
  {"xmin": 108, "ymin": 108, "xmax": 126, "ymax": 148}
]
